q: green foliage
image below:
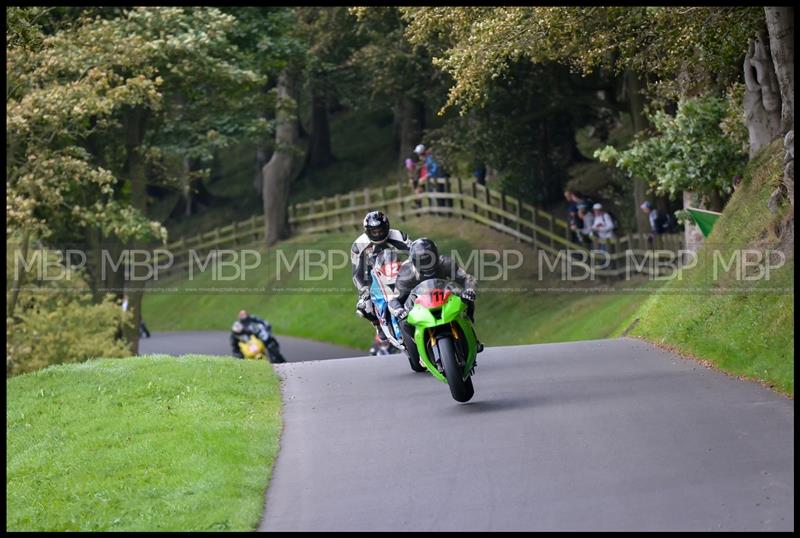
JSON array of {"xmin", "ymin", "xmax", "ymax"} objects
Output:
[
  {"xmin": 426, "ymin": 59, "xmax": 613, "ymax": 206},
  {"xmin": 401, "ymin": 7, "xmax": 764, "ymax": 113},
  {"xmin": 6, "ymin": 355, "xmax": 282, "ymax": 530},
  {"xmin": 6, "ymin": 243, "xmax": 132, "ymax": 377},
  {"xmin": 348, "ymin": 7, "xmax": 445, "ymax": 107},
  {"xmin": 6, "ymin": 7, "xmax": 165, "ymax": 241},
  {"xmin": 595, "ymin": 94, "xmax": 748, "ymax": 200}
]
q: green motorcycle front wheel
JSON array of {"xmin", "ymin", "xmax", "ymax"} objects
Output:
[{"xmin": 438, "ymin": 336, "xmax": 474, "ymax": 402}]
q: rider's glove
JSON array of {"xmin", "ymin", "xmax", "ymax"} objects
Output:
[
  {"xmin": 461, "ymin": 288, "xmax": 476, "ymax": 302},
  {"xmin": 394, "ymin": 307, "xmax": 408, "ymax": 321}
]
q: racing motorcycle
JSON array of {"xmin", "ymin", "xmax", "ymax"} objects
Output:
[
  {"xmin": 369, "ymin": 249, "xmax": 426, "ymax": 372},
  {"xmin": 234, "ymin": 322, "xmax": 286, "ymax": 363},
  {"xmin": 404, "ymin": 278, "xmax": 478, "ymax": 402}
]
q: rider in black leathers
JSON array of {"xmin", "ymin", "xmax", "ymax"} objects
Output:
[{"xmin": 387, "ymin": 238, "xmax": 483, "ymax": 365}]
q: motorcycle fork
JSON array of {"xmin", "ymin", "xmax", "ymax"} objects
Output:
[{"xmin": 426, "ymin": 329, "xmax": 444, "ymax": 373}]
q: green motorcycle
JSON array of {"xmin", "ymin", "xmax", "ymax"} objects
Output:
[{"xmin": 405, "ymin": 278, "xmax": 478, "ymax": 403}]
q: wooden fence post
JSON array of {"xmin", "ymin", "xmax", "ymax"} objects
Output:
[{"xmin": 484, "ymin": 185, "xmax": 491, "ymax": 222}]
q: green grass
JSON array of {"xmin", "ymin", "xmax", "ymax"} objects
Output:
[
  {"xmin": 6, "ymin": 355, "xmax": 282, "ymax": 531},
  {"xmin": 628, "ymin": 140, "xmax": 794, "ymax": 396},
  {"xmin": 144, "ymin": 216, "xmax": 654, "ymax": 349}
]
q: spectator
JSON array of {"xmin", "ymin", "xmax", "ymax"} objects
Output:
[
  {"xmin": 591, "ymin": 203, "xmax": 616, "ymax": 247},
  {"xmin": 418, "ymin": 144, "xmax": 449, "ymax": 207},
  {"xmin": 410, "ymin": 144, "xmax": 427, "ymax": 207},
  {"xmin": 564, "ymin": 189, "xmax": 594, "ymax": 223},
  {"xmin": 473, "ymin": 160, "xmax": 487, "ymax": 186},
  {"xmin": 567, "ymin": 205, "xmax": 580, "ymax": 243},
  {"xmin": 564, "ymin": 190, "xmax": 579, "ymax": 229},
  {"xmin": 574, "ymin": 203, "xmax": 594, "ymax": 245},
  {"xmin": 640, "ymin": 201, "xmax": 664, "ymax": 235},
  {"xmin": 732, "ymin": 174, "xmax": 743, "ymax": 192},
  {"xmin": 640, "ymin": 201, "xmax": 676, "ymax": 236}
]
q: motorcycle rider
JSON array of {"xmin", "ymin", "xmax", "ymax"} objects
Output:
[
  {"xmin": 352, "ymin": 211, "xmax": 412, "ymax": 340},
  {"xmin": 230, "ymin": 309, "xmax": 284, "ymax": 363},
  {"xmin": 388, "ymin": 237, "xmax": 484, "ymax": 366}
]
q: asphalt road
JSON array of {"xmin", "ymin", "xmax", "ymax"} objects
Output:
[
  {"xmin": 258, "ymin": 337, "xmax": 794, "ymax": 532},
  {"xmin": 138, "ymin": 330, "xmax": 366, "ymax": 362}
]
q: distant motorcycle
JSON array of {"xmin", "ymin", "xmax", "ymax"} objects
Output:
[{"xmin": 234, "ymin": 322, "xmax": 286, "ymax": 363}]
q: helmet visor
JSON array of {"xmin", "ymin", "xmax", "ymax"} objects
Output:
[
  {"xmin": 366, "ymin": 223, "xmax": 389, "ymax": 242},
  {"xmin": 413, "ymin": 251, "xmax": 437, "ymax": 277}
]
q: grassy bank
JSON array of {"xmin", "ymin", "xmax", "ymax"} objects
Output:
[
  {"xmin": 626, "ymin": 141, "xmax": 794, "ymax": 396},
  {"xmin": 6, "ymin": 355, "xmax": 282, "ymax": 531},
  {"xmin": 143, "ymin": 217, "xmax": 654, "ymax": 349}
]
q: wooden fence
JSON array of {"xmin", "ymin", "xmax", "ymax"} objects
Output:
[{"xmin": 154, "ymin": 177, "xmax": 684, "ymax": 280}]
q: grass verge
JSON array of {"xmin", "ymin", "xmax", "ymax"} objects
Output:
[
  {"xmin": 6, "ymin": 355, "xmax": 282, "ymax": 531},
  {"xmin": 627, "ymin": 140, "xmax": 794, "ymax": 396}
]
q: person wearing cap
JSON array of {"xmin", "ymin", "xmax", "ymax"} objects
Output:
[
  {"xmin": 640, "ymin": 200, "xmax": 673, "ymax": 235},
  {"xmin": 640, "ymin": 201, "xmax": 661, "ymax": 235},
  {"xmin": 591, "ymin": 202, "xmax": 616, "ymax": 242}
]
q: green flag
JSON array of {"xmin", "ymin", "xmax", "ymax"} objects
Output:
[{"xmin": 686, "ymin": 206, "xmax": 722, "ymax": 238}]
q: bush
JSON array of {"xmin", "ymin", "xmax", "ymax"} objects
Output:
[
  {"xmin": 6, "ymin": 246, "xmax": 132, "ymax": 377},
  {"xmin": 595, "ymin": 92, "xmax": 748, "ymax": 202}
]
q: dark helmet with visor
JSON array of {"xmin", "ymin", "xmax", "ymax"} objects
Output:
[
  {"xmin": 409, "ymin": 237, "xmax": 439, "ymax": 279},
  {"xmin": 363, "ymin": 211, "xmax": 390, "ymax": 244}
]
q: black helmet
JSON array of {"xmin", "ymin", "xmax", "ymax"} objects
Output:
[
  {"xmin": 409, "ymin": 237, "xmax": 439, "ymax": 279},
  {"xmin": 363, "ymin": 211, "xmax": 390, "ymax": 244}
]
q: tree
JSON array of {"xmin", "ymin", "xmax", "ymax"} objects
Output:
[
  {"xmin": 595, "ymin": 94, "xmax": 748, "ymax": 210},
  {"xmin": 8, "ymin": 7, "xmax": 271, "ymax": 351},
  {"xmin": 349, "ymin": 7, "xmax": 444, "ymax": 163},
  {"xmin": 262, "ymin": 69, "xmax": 305, "ymax": 246},
  {"xmin": 401, "ymin": 7, "xmax": 764, "ymax": 232}
]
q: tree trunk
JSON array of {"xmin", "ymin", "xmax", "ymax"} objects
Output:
[
  {"xmin": 765, "ymin": 7, "xmax": 794, "ymax": 135},
  {"xmin": 121, "ymin": 106, "xmax": 149, "ymax": 355},
  {"xmin": 182, "ymin": 157, "xmax": 192, "ymax": 216},
  {"xmin": 307, "ymin": 83, "xmax": 334, "ymax": 168},
  {"xmin": 765, "ymin": 7, "xmax": 794, "ymax": 209},
  {"xmin": 744, "ymin": 32, "xmax": 783, "ymax": 158},
  {"xmin": 625, "ymin": 70, "xmax": 651, "ymax": 237},
  {"xmin": 396, "ymin": 95, "xmax": 425, "ymax": 165},
  {"xmin": 7, "ymin": 227, "xmax": 31, "ymax": 320},
  {"xmin": 262, "ymin": 70, "xmax": 304, "ymax": 247},
  {"xmin": 783, "ymin": 130, "xmax": 794, "ymax": 206},
  {"xmin": 683, "ymin": 191, "xmax": 706, "ymax": 255}
]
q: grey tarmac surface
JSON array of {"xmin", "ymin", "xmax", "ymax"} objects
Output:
[
  {"xmin": 259, "ymin": 337, "xmax": 793, "ymax": 532},
  {"xmin": 138, "ymin": 330, "xmax": 366, "ymax": 362}
]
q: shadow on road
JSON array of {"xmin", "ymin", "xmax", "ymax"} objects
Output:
[{"xmin": 450, "ymin": 396, "xmax": 542, "ymax": 414}]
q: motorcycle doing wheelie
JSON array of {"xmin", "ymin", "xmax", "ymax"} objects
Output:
[
  {"xmin": 403, "ymin": 278, "xmax": 478, "ymax": 402},
  {"xmin": 368, "ymin": 249, "xmax": 422, "ymax": 370}
]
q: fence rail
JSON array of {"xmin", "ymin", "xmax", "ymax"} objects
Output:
[{"xmin": 154, "ymin": 178, "xmax": 684, "ymax": 280}]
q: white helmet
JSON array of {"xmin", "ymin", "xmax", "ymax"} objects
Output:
[{"xmin": 414, "ymin": 144, "xmax": 425, "ymax": 155}]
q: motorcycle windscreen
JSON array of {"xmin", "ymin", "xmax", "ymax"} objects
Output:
[{"xmin": 410, "ymin": 278, "xmax": 462, "ymax": 309}]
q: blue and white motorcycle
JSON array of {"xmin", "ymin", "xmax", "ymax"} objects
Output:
[{"xmin": 369, "ymin": 249, "xmax": 426, "ymax": 372}]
